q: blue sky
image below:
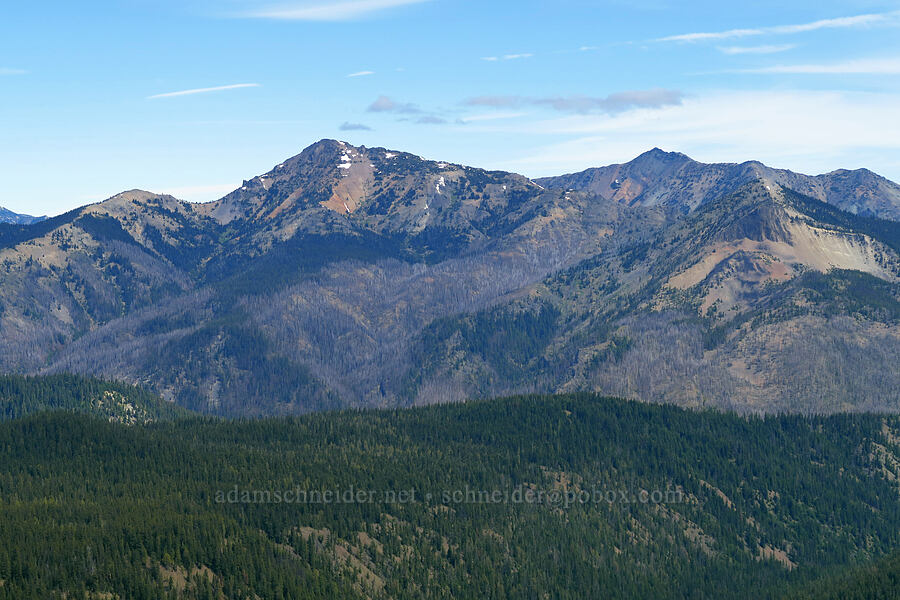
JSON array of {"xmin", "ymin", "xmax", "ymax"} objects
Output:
[{"xmin": 2, "ymin": 0, "xmax": 900, "ymax": 216}]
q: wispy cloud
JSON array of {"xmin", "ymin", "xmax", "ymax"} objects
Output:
[
  {"xmin": 464, "ymin": 89, "xmax": 683, "ymax": 114},
  {"xmin": 367, "ymin": 95, "xmax": 421, "ymax": 114},
  {"xmin": 465, "ymin": 95, "xmax": 521, "ymax": 107},
  {"xmin": 347, "ymin": 70, "xmax": 375, "ymax": 77},
  {"xmin": 481, "ymin": 53, "xmax": 533, "ymax": 62},
  {"xmin": 717, "ymin": 44, "xmax": 795, "ymax": 55},
  {"xmin": 415, "ymin": 115, "xmax": 446, "ymax": 124},
  {"xmin": 365, "ymin": 95, "xmax": 449, "ymax": 124},
  {"xmin": 148, "ymin": 83, "xmax": 260, "ymax": 99},
  {"xmin": 340, "ymin": 121, "xmax": 373, "ymax": 130},
  {"xmin": 741, "ymin": 57, "xmax": 900, "ymax": 74},
  {"xmin": 538, "ymin": 90, "xmax": 684, "ymax": 114},
  {"xmin": 244, "ymin": 0, "xmax": 428, "ymax": 21},
  {"xmin": 0, "ymin": 67, "xmax": 27, "ymax": 75},
  {"xmin": 657, "ymin": 11, "xmax": 898, "ymax": 43},
  {"xmin": 459, "ymin": 112, "xmax": 528, "ymax": 123}
]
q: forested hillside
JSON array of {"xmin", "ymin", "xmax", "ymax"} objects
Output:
[
  {"xmin": 785, "ymin": 549, "xmax": 900, "ymax": 599},
  {"xmin": 0, "ymin": 374, "xmax": 186, "ymax": 422},
  {"xmin": 1, "ymin": 392, "xmax": 899, "ymax": 598}
]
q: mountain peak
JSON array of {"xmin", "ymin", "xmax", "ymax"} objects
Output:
[
  {"xmin": 632, "ymin": 147, "xmax": 693, "ymax": 164},
  {"xmin": 108, "ymin": 189, "xmax": 165, "ymax": 201}
]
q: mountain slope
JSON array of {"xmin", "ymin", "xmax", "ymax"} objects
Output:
[
  {"xmin": 536, "ymin": 148, "xmax": 900, "ymax": 221},
  {"xmin": 0, "ymin": 140, "xmax": 899, "ymax": 415},
  {"xmin": 404, "ymin": 182, "xmax": 900, "ymax": 411},
  {"xmin": 0, "ymin": 191, "xmax": 220, "ymax": 374},
  {"xmin": 0, "ymin": 205, "xmax": 45, "ymax": 225}
]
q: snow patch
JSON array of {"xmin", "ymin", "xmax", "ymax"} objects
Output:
[
  {"xmin": 436, "ymin": 162, "xmax": 448, "ymax": 169},
  {"xmin": 435, "ymin": 176, "xmax": 445, "ymax": 194},
  {"xmin": 384, "ymin": 152, "xmax": 396, "ymax": 159}
]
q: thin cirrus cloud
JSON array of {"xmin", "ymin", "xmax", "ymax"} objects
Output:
[
  {"xmin": 465, "ymin": 89, "xmax": 684, "ymax": 115},
  {"xmin": 347, "ymin": 70, "xmax": 375, "ymax": 77},
  {"xmin": 339, "ymin": 121, "xmax": 373, "ymax": 131},
  {"xmin": 739, "ymin": 57, "xmax": 900, "ymax": 74},
  {"xmin": 366, "ymin": 95, "xmax": 448, "ymax": 124},
  {"xmin": 243, "ymin": 0, "xmax": 428, "ymax": 21},
  {"xmin": 459, "ymin": 112, "xmax": 528, "ymax": 123},
  {"xmin": 415, "ymin": 116, "xmax": 446, "ymax": 124},
  {"xmin": 717, "ymin": 44, "xmax": 796, "ymax": 55},
  {"xmin": 367, "ymin": 95, "xmax": 421, "ymax": 114},
  {"xmin": 481, "ymin": 53, "xmax": 533, "ymax": 62},
  {"xmin": 147, "ymin": 83, "xmax": 260, "ymax": 99},
  {"xmin": 656, "ymin": 10, "xmax": 898, "ymax": 42}
]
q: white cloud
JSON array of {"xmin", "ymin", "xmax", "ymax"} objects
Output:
[
  {"xmin": 148, "ymin": 83, "xmax": 260, "ymax": 99},
  {"xmin": 741, "ymin": 57, "xmax": 900, "ymax": 74},
  {"xmin": 488, "ymin": 89, "xmax": 900, "ymax": 182},
  {"xmin": 245, "ymin": 0, "xmax": 428, "ymax": 20},
  {"xmin": 0, "ymin": 67, "xmax": 27, "ymax": 75},
  {"xmin": 717, "ymin": 44, "xmax": 795, "ymax": 55},
  {"xmin": 346, "ymin": 70, "xmax": 375, "ymax": 77},
  {"xmin": 657, "ymin": 10, "xmax": 899, "ymax": 42}
]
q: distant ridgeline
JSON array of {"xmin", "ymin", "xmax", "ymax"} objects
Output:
[
  {"xmin": 0, "ymin": 388, "xmax": 899, "ymax": 599},
  {"xmin": 0, "ymin": 374, "xmax": 187, "ymax": 423}
]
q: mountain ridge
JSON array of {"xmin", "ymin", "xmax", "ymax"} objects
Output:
[
  {"xmin": 1, "ymin": 140, "xmax": 899, "ymax": 415},
  {"xmin": 537, "ymin": 148, "xmax": 900, "ymax": 221},
  {"xmin": 0, "ymin": 205, "xmax": 46, "ymax": 225}
]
